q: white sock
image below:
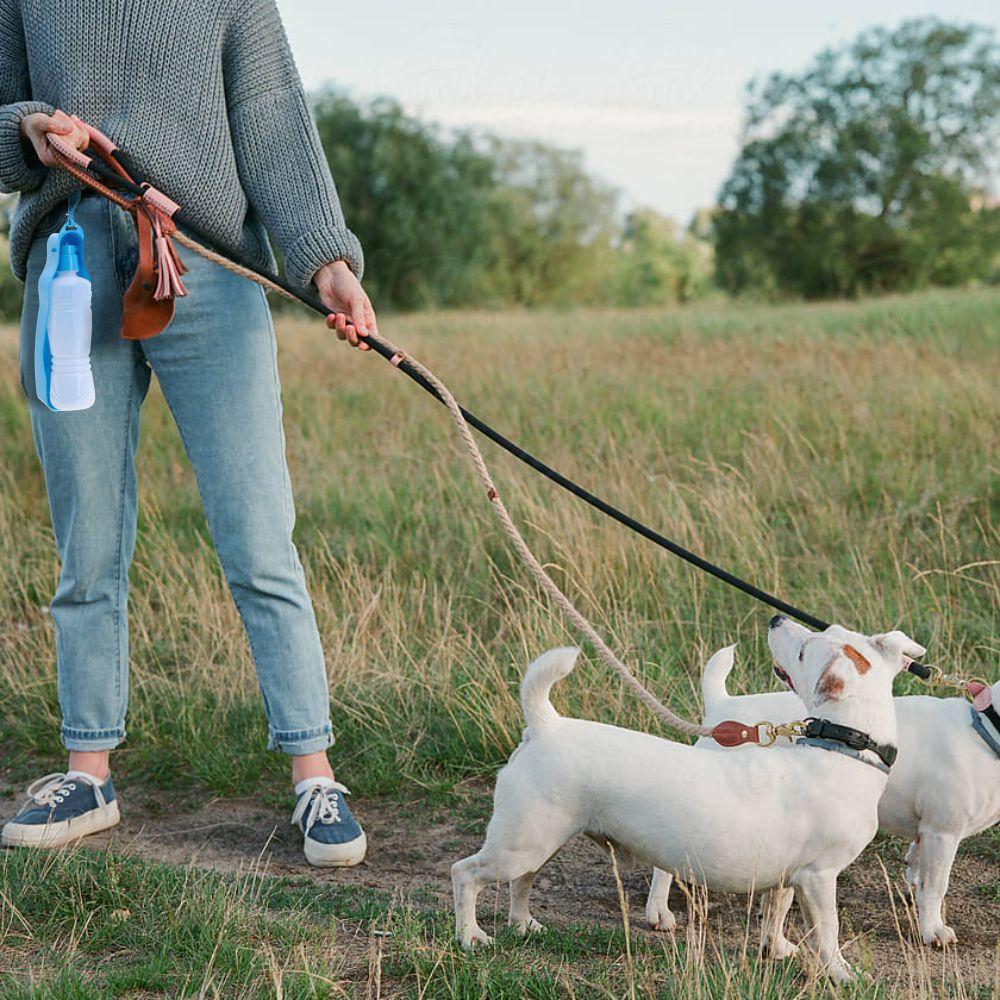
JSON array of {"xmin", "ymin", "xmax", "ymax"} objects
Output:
[
  {"xmin": 294, "ymin": 776, "xmax": 336, "ymax": 797},
  {"xmin": 66, "ymin": 769, "xmax": 108, "ymax": 786}
]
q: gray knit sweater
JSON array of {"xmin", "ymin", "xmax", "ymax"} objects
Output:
[{"xmin": 0, "ymin": 0, "xmax": 362, "ymax": 287}]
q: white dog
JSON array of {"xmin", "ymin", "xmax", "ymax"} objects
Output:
[
  {"xmin": 645, "ymin": 625, "xmax": 999, "ymax": 950},
  {"xmin": 452, "ymin": 618, "xmax": 922, "ymax": 982}
]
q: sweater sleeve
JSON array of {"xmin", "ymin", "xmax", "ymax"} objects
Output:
[
  {"xmin": 0, "ymin": 1, "xmax": 54, "ymax": 194},
  {"xmin": 223, "ymin": 0, "xmax": 363, "ymax": 288}
]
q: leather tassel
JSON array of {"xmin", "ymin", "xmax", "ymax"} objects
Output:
[
  {"xmin": 151, "ymin": 214, "xmax": 188, "ymax": 300},
  {"xmin": 153, "ymin": 235, "xmax": 188, "ymax": 299},
  {"xmin": 166, "ymin": 235, "xmax": 188, "ymax": 276}
]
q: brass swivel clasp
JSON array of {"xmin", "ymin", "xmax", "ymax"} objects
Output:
[
  {"xmin": 927, "ymin": 665, "xmax": 989, "ymax": 698},
  {"xmin": 755, "ymin": 719, "xmax": 809, "ymax": 747}
]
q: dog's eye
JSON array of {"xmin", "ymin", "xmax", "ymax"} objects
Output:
[{"xmin": 798, "ymin": 647, "xmax": 805, "ymax": 662}]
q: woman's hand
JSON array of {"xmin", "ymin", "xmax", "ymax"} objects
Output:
[
  {"xmin": 314, "ymin": 260, "xmax": 377, "ymax": 351},
  {"xmin": 20, "ymin": 110, "xmax": 89, "ymax": 168}
]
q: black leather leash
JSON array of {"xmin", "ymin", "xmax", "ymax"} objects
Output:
[{"xmin": 60, "ymin": 139, "xmax": 935, "ymax": 681}]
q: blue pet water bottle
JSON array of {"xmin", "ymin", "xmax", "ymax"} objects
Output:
[{"xmin": 35, "ymin": 193, "xmax": 95, "ymax": 412}]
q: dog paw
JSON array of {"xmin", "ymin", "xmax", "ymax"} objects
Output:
[
  {"xmin": 922, "ymin": 924, "xmax": 957, "ymax": 948},
  {"xmin": 458, "ymin": 927, "xmax": 494, "ymax": 950},
  {"xmin": 646, "ymin": 908, "xmax": 677, "ymax": 933},
  {"xmin": 511, "ymin": 917, "xmax": 545, "ymax": 935},
  {"xmin": 827, "ymin": 959, "xmax": 857, "ymax": 984},
  {"xmin": 762, "ymin": 936, "xmax": 798, "ymax": 960}
]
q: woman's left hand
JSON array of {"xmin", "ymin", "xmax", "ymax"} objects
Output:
[{"xmin": 314, "ymin": 260, "xmax": 377, "ymax": 351}]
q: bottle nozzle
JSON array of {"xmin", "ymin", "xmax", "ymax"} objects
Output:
[{"xmin": 57, "ymin": 242, "xmax": 80, "ymax": 272}]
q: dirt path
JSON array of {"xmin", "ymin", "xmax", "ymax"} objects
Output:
[{"xmin": 34, "ymin": 785, "xmax": 993, "ymax": 988}]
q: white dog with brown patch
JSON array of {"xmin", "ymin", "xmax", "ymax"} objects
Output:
[
  {"xmin": 645, "ymin": 625, "xmax": 1000, "ymax": 950},
  {"xmin": 452, "ymin": 618, "xmax": 922, "ymax": 982}
]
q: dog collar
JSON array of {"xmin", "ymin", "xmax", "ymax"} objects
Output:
[
  {"xmin": 795, "ymin": 718, "xmax": 897, "ymax": 773},
  {"xmin": 970, "ymin": 705, "xmax": 1000, "ymax": 759},
  {"xmin": 796, "ymin": 737, "xmax": 891, "ymax": 774}
]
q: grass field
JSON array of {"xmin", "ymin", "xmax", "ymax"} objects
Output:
[{"xmin": 0, "ymin": 288, "xmax": 998, "ymax": 996}]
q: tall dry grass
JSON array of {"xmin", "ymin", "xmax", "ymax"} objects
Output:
[{"xmin": 0, "ymin": 289, "xmax": 997, "ymax": 794}]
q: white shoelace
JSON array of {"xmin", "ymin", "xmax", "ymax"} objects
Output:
[
  {"xmin": 21, "ymin": 772, "xmax": 105, "ymax": 811},
  {"xmin": 290, "ymin": 780, "xmax": 351, "ymax": 836}
]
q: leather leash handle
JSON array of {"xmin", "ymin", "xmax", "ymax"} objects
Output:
[
  {"xmin": 77, "ymin": 119, "xmax": 134, "ymax": 186},
  {"xmin": 46, "ymin": 122, "xmax": 183, "ymax": 339},
  {"xmin": 46, "ymin": 132, "xmax": 92, "ymax": 170}
]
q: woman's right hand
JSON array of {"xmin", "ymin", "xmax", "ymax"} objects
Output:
[{"xmin": 20, "ymin": 110, "xmax": 89, "ymax": 168}]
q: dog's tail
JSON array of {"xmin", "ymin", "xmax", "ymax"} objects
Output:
[
  {"xmin": 701, "ymin": 644, "xmax": 737, "ymax": 710},
  {"xmin": 520, "ymin": 647, "xmax": 580, "ymax": 731}
]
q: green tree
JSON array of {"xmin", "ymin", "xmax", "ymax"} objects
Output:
[
  {"xmin": 614, "ymin": 209, "xmax": 713, "ymax": 305},
  {"xmin": 311, "ymin": 93, "xmax": 624, "ymax": 310},
  {"xmin": 483, "ymin": 139, "xmax": 618, "ymax": 305},
  {"xmin": 715, "ymin": 19, "xmax": 1000, "ymax": 298},
  {"xmin": 312, "ymin": 91, "xmax": 501, "ymax": 310}
]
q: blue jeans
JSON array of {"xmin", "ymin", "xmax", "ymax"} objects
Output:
[{"xmin": 18, "ymin": 195, "xmax": 333, "ymax": 755}]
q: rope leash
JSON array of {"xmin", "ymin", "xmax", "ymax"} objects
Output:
[
  {"xmin": 43, "ymin": 120, "xmax": 953, "ymax": 743},
  {"xmin": 171, "ymin": 227, "xmax": 709, "ymax": 736},
  {"xmin": 377, "ymin": 341, "xmax": 711, "ymax": 736}
]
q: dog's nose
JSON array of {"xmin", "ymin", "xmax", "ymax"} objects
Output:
[{"xmin": 769, "ymin": 614, "xmax": 787, "ymax": 630}]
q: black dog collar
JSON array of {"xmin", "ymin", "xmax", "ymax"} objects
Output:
[{"xmin": 797, "ymin": 718, "xmax": 898, "ymax": 772}]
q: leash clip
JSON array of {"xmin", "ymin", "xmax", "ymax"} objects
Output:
[
  {"xmin": 927, "ymin": 665, "xmax": 964, "ymax": 691},
  {"xmin": 64, "ymin": 190, "xmax": 80, "ymax": 230},
  {"xmin": 712, "ymin": 717, "xmax": 808, "ymax": 748},
  {"xmin": 757, "ymin": 719, "xmax": 808, "ymax": 746},
  {"xmin": 927, "ymin": 665, "xmax": 988, "ymax": 698}
]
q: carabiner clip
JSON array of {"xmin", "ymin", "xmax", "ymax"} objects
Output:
[{"xmin": 65, "ymin": 190, "xmax": 81, "ymax": 230}]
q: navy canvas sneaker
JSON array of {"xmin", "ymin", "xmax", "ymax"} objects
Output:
[
  {"xmin": 2, "ymin": 772, "xmax": 120, "ymax": 848},
  {"xmin": 291, "ymin": 778, "xmax": 366, "ymax": 867}
]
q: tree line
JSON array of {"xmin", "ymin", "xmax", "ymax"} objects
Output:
[
  {"xmin": 1, "ymin": 17, "xmax": 997, "ymax": 316},
  {"xmin": 309, "ymin": 92, "xmax": 711, "ymax": 311},
  {"xmin": 715, "ymin": 19, "xmax": 1000, "ymax": 298}
]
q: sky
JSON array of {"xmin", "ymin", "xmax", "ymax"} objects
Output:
[{"xmin": 279, "ymin": 1, "xmax": 999, "ymax": 225}]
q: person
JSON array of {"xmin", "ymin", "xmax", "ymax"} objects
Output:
[{"xmin": 0, "ymin": 0, "xmax": 374, "ymax": 867}]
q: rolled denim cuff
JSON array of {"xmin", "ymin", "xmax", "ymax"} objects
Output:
[
  {"xmin": 269, "ymin": 722, "xmax": 333, "ymax": 755},
  {"xmin": 61, "ymin": 725, "xmax": 126, "ymax": 752}
]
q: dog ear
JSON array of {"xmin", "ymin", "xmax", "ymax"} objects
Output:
[
  {"xmin": 814, "ymin": 652, "xmax": 851, "ymax": 702},
  {"xmin": 872, "ymin": 631, "xmax": 926, "ymax": 666}
]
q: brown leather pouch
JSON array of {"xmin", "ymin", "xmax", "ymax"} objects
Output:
[{"xmin": 121, "ymin": 207, "xmax": 175, "ymax": 340}]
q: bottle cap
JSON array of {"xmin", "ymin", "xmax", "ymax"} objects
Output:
[{"xmin": 57, "ymin": 242, "xmax": 80, "ymax": 272}]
